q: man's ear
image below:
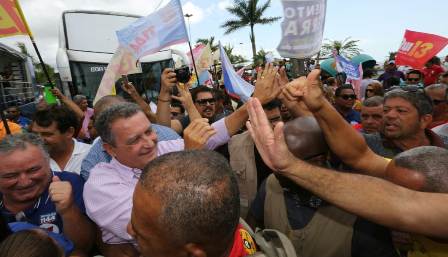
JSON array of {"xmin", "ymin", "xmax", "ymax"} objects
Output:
[
  {"xmin": 64, "ymin": 127, "xmax": 76, "ymax": 139},
  {"xmin": 184, "ymin": 243, "xmax": 207, "ymax": 257},
  {"xmin": 103, "ymin": 142, "xmax": 116, "ymax": 158},
  {"xmin": 420, "ymin": 114, "xmax": 433, "ymax": 129}
]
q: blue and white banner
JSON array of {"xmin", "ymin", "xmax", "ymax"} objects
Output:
[
  {"xmin": 335, "ymin": 55, "xmax": 361, "ymax": 80},
  {"xmin": 277, "ymin": 0, "xmax": 327, "ymax": 58},
  {"xmin": 116, "ymin": 0, "xmax": 188, "ymax": 59},
  {"xmin": 220, "ymin": 43, "xmax": 254, "ymax": 102}
]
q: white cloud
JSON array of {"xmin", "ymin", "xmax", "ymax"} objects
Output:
[
  {"xmin": 1, "ymin": 0, "xmax": 170, "ymax": 67},
  {"xmin": 182, "ymin": 1, "xmax": 205, "ymax": 24},
  {"xmin": 218, "ymin": 0, "xmax": 232, "ymax": 11}
]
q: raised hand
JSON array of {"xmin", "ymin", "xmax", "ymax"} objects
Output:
[
  {"xmin": 283, "ymin": 69, "xmax": 324, "ymax": 112},
  {"xmin": 183, "ymin": 118, "xmax": 217, "ymax": 150},
  {"xmin": 171, "ymin": 84, "xmax": 194, "ymax": 108},
  {"xmin": 160, "ymin": 68, "xmax": 177, "ymax": 95},
  {"xmin": 246, "ymin": 98, "xmax": 296, "ymax": 172},
  {"xmin": 121, "ymin": 81, "xmax": 138, "ymax": 96},
  {"xmin": 50, "ymin": 87, "xmax": 64, "ymax": 99},
  {"xmin": 253, "ymin": 63, "xmax": 281, "ymax": 104},
  {"xmin": 49, "ymin": 175, "xmax": 74, "ymax": 215}
]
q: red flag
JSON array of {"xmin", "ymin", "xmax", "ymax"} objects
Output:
[
  {"xmin": 395, "ymin": 30, "xmax": 448, "ymax": 69},
  {"xmin": 0, "ymin": 0, "xmax": 30, "ymax": 38}
]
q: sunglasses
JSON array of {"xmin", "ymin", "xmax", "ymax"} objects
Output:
[
  {"xmin": 195, "ymin": 98, "xmax": 216, "ymax": 106},
  {"xmin": 407, "ymin": 78, "xmax": 420, "ymax": 82},
  {"xmin": 366, "ymin": 89, "xmax": 374, "ymax": 93},
  {"xmin": 339, "ymin": 94, "xmax": 356, "ymax": 100},
  {"xmin": 433, "ymin": 99, "xmax": 447, "ymax": 105}
]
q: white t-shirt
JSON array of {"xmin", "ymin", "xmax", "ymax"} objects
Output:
[{"xmin": 50, "ymin": 139, "xmax": 91, "ymax": 174}]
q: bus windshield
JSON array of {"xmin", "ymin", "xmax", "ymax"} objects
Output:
[{"xmin": 69, "ymin": 59, "xmax": 173, "ymax": 102}]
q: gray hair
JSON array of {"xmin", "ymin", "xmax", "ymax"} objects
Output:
[
  {"xmin": 363, "ymin": 96, "xmax": 384, "ymax": 107},
  {"xmin": 140, "ymin": 150, "xmax": 239, "ymax": 253},
  {"xmin": 72, "ymin": 95, "xmax": 87, "ymax": 105},
  {"xmin": 394, "ymin": 146, "xmax": 448, "ymax": 193},
  {"xmin": 94, "ymin": 102, "xmax": 143, "ymax": 146},
  {"xmin": 0, "ymin": 133, "xmax": 49, "ymax": 159},
  {"xmin": 384, "ymin": 89, "xmax": 433, "ymax": 116}
]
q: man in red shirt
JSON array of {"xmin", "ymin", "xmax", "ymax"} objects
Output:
[{"xmin": 422, "ymin": 56, "xmax": 445, "ymax": 87}]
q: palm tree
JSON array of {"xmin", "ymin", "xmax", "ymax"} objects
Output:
[
  {"xmin": 16, "ymin": 41, "xmax": 56, "ymax": 84},
  {"xmin": 320, "ymin": 37, "xmax": 361, "ymax": 58},
  {"xmin": 254, "ymin": 49, "xmax": 267, "ymax": 65},
  {"xmin": 196, "ymin": 36, "xmax": 219, "ymax": 53},
  {"xmin": 221, "ymin": 0, "xmax": 280, "ymax": 63},
  {"xmin": 223, "ymin": 44, "xmax": 248, "ymax": 64}
]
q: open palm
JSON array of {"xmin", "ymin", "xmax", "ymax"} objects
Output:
[{"xmin": 246, "ymin": 98, "xmax": 296, "ymax": 172}]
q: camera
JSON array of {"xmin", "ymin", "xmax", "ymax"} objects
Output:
[{"xmin": 175, "ymin": 66, "xmax": 191, "ymax": 84}]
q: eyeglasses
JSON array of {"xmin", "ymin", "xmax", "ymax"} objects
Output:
[
  {"xmin": 195, "ymin": 98, "xmax": 216, "ymax": 106},
  {"xmin": 407, "ymin": 78, "xmax": 420, "ymax": 82},
  {"xmin": 339, "ymin": 94, "xmax": 356, "ymax": 100},
  {"xmin": 433, "ymin": 99, "xmax": 447, "ymax": 105}
]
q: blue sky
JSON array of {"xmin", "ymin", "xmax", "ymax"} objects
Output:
[
  {"xmin": 184, "ymin": 0, "xmax": 448, "ymax": 63},
  {"xmin": 1, "ymin": 0, "xmax": 447, "ymax": 67}
]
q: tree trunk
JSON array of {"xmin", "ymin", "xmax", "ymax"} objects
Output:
[{"xmin": 250, "ymin": 24, "xmax": 257, "ymax": 65}]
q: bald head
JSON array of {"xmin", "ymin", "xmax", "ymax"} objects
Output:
[
  {"xmin": 93, "ymin": 95, "xmax": 126, "ymax": 116},
  {"xmin": 387, "ymin": 146, "xmax": 448, "ymax": 193},
  {"xmin": 138, "ymin": 150, "xmax": 239, "ymax": 256},
  {"xmin": 283, "ymin": 116, "xmax": 328, "ymax": 160}
]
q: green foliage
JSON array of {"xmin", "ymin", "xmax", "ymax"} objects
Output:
[
  {"xmin": 196, "ymin": 36, "xmax": 219, "ymax": 53},
  {"xmin": 321, "ymin": 37, "xmax": 362, "ymax": 58},
  {"xmin": 223, "ymin": 44, "xmax": 248, "ymax": 64},
  {"xmin": 221, "ymin": 0, "xmax": 281, "ymax": 63},
  {"xmin": 16, "ymin": 42, "xmax": 56, "ymax": 84}
]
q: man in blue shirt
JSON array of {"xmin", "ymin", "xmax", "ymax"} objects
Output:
[
  {"xmin": 6, "ymin": 106, "xmax": 31, "ymax": 129},
  {"xmin": 334, "ymin": 85, "xmax": 361, "ymax": 125},
  {"xmin": 0, "ymin": 133, "xmax": 94, "ymax": 255}
]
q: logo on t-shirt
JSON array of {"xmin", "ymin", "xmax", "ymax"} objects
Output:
[{"xmin": 39, "ymin": 212, "xmax": 60, "ymax": 233}]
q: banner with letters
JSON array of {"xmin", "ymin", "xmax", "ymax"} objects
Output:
[
  {"xmin": 334, "ymin": 54, "xmax": 361, "ymax": 80},
  {"xmin": 116, "ymin": 0, "xmax": 188, "ymax": 59},
  {"xmin": 395, "ymin": 30, "xmax": 448, "ymax": 69},
  {"xmin": 277, "ymin": 0, "xmax": 327, "ymax": 59}
]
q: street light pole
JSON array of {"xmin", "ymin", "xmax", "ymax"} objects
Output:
[
  {"xmin": 184, "ymin": 13, "xmax": 193, "ymax": 43},
  {"xmin": 183, "ymin": 13, "xmax": 199, "ymax": 83}
]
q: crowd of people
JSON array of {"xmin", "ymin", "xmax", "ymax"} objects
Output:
[{"xmin": 0, "ymin": 52, "xmax": 447, "ymax": 257}]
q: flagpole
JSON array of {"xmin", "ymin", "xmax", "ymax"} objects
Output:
[
  {"xmin": 184, "ymin": 13, "xmax": 200, "ymax": 84},
  {"xmin": 15, "ymin": 0, "xmax": 53, "ymax": 87},
  {"xmin": 0, "ymin": 106, "xmax": 11, "ymax": 135}
]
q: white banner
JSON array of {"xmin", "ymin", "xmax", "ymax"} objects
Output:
[{"xmin": 277, "ymin": 0, "xmax": 327, "ymax": 59}]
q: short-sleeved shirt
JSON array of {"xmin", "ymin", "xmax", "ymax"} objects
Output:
[
  {"xmin": 378, "ymin": 70, "xmax": 405, "ymax": 90},
  {"xmin": 80, "ymin": 107, "xmax": 94, "ymax": 139},
  {"xmin": 50, "ymin": 139, "xmax": 91, "ymax": 175},
  {"xmin": 0, "ymin": 171, "xmax": 85, "ymax": 235},
  {"xmin": 339, "ymin": 109, "xmax": 361, "ymax": 125},
  {"xmin": 362, "ymin": 129, "xmax": 448, "ymax": 158},
  {"xmin": 250, "ymin": 179, "xmax": 398, "ymax": 257}
]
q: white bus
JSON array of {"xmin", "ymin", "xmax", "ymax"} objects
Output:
[{"xmin": 56, "ymin": 10, "xmax": 188, "ymax": 102}]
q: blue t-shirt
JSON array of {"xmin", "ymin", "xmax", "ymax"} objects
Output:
[{"xmin": 0, "ymin": 171, "xmax": 85, "ymax": 235}]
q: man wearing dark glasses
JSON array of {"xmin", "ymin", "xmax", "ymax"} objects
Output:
[
  {"xmin": 405, "ymin": 70, "xmax": 423, "ymax": 87},
  {"xmin": 334, "ymin": 85, "xmax": 361, "ymax": 125},
  {"xmin": 177, "ymin": 86, "xmax": 218, "ymax": 131},
  {"xmin": 425, "ymin": 84, "xmax": 448, "ymax": 129}
]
